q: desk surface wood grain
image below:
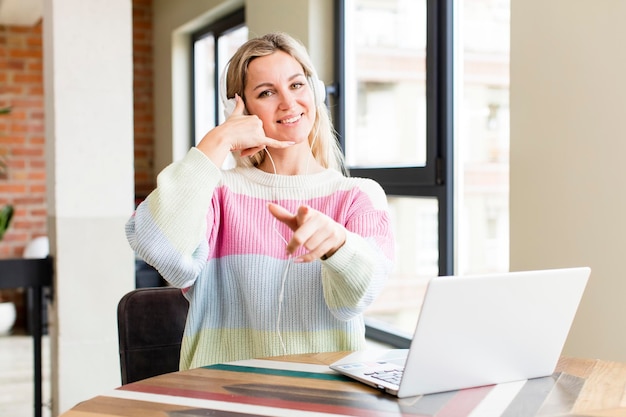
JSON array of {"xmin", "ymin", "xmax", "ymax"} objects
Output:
[{"xmin": 61, "ymin": 353, "xmax": 626, "ymax": 417}]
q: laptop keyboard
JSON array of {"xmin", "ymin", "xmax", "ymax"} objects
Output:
[{"xmin": 366, "ymin": 368, "xmax": 404, "ymax": 386}]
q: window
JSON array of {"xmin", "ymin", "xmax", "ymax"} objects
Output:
[
  {"xmin": 456, "ymin": 0, "xmax": 510, "ymax": 275},
  {"xmin": 336, "ymin": 0, "xmax": 510, "ymax": 343},
  {"xmin": 191, "ymin": 10, "xmax": 247, "ymax": 147},
  {"xmin": 336, "ymin": 0, "xmax": 453, "ymax": 344},
  {"xmin": 343, "ymin": 0, "xmax": 428, "ymax": 169}
]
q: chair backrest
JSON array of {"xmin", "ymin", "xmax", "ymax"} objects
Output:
[{"xmin": 117, "ymin": 286, "xmax": 189, "ymax": 384}]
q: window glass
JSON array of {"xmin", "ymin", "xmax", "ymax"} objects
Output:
[
  {"xmin": 351, "ymin": 0, "xmax": 510, "ymax": 341},
  {"xmin": 344, "ymin": 0, "xmax": 427, "ymax": 168},
  {"xmin": 217, "ymin": 26, "xmax": 249, "ymax": 125},
  {"xmin": 365, "ymin": 196, "xmax": 438, "ymax": 334},
  {"xmin": 456, "ymin": 0, "xmax": 510, "ymax": 275},
  {"xmin": 192, "ymin": 25, "xmax": 248, "ymax": 145},
  {"xmin": 193, "ymin": 35, "xmax": 216, "ymax": 145}
]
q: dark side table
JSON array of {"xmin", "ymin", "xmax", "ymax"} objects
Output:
[{"xmin": 0, "ymin": 257, "xmax": 53, "ymax": 417}]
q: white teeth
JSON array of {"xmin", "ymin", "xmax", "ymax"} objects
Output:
[{"xmin": 281, "ymin": 115, "xmax": 301, "ymax": 124}]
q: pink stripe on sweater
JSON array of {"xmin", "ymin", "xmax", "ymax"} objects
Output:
[{"xmin": 209, "ymin": 187, "xmax": 392, "ymax": 260}]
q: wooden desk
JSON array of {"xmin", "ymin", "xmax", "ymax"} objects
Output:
[{"xmin": 61, "ymin": 352, "xmax": 626, "ymax": 417}]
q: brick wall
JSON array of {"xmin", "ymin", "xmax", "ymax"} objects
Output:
[
  {"xmin": 0, "ymin": 21, "xmax": 46, "ymax": 329},
  {"xmin": 0, "ymin": 0, "xmax": 154, "ymax": 329},
  {"xmin": 0, "ymin": 21, "xmax": 46, "ymax": 259},
  {"xmin": 133, "ymin": 0, "xmax": 156, "ymax": 201},
  {"xmin": 0, "ymin": 0, "xmax": 154, "ymax": 256}
]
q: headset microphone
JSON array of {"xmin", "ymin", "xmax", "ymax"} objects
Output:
[{"xmin": 218, "ymin": 64, "xmax": 240, "ymax": 119}]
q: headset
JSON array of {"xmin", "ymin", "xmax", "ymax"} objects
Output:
[{"xmin": 219, "ymin": 62, "xmax": 326, "ymax": 119}]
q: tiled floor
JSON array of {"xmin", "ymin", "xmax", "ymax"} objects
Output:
[{"xmin": 0, "ymin": 334, "xmax": 51, "ymax": 417}]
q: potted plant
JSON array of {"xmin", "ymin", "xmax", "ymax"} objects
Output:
[
  {"xmin": 0, "ymin": 204, "xmax": 13, "ymax": 240},
  {"xmin": 0, "ymin": 106, "xmax": 17, "ymax": 335},
  {"xmin": 0, "ymin": 108, "xmax": 14, "ymax": 241}
]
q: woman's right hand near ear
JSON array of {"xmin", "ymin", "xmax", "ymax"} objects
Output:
[{"xmin": 196, "ymin": 95, "xmax": 293, "ymax": 166}]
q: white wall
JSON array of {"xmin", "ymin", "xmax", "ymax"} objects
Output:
[
  {"xmin": 245, "ymin": 0, "xmax": 334, "ymax": 82},
  {"xmin": 43, "ymin": 0, "xmax": 135, "ymax": 414},
  {"xmin": 510, "ymin": 0, "xmax": 626, "ymax": 361}
]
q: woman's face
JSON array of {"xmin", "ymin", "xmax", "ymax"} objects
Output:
[{"xmin": 243, "ymin": 51, "xmax": 316, "ymax": 145}]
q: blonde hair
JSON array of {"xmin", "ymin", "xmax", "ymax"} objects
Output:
[{"xmin": 225, "ymin": 32, "xmax": 345, "ymax": 173}]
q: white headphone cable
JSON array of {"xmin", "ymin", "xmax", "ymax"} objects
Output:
[
  {"xmin": 265, "ymin": 147, "xmax": 292, "ymax": 356},
  {"xmin": 265, "ymin": 96, "xmax": 319, "ymax": 355}
]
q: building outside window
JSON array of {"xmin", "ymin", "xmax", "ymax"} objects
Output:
[{"xmin": 341, "ymin": 0, "xmax": 510, "ymax": 336}]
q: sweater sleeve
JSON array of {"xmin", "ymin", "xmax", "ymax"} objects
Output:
[
  {"xmin": 320, "ymin": 179, "xmax": 395, "ymax": 321},
  {"xmin": 125, "ymin": 147, "xmax": 222, "ymax": 288}
]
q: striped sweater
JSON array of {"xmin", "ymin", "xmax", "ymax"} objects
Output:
[{"xmin": 126, "ymin": 147, "xmax": 395, "ymax": 370}]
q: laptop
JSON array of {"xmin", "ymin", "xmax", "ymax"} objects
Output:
[{"xmin": 330, "ymin": 267, "xmax": 590, "ymax": 398}]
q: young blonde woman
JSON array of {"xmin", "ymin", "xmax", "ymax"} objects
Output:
[{"xmin": 126, "ymin": 32, "xmax": 395, "ymax": 370}]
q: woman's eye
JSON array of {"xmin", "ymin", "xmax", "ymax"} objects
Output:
[
  {"xmin": 292, "ymin": 82, "xmax": 304, "ymax": 90},
  {"xmin": 258, "ymin": 90, "xmax": 273, "ymax": 98}
]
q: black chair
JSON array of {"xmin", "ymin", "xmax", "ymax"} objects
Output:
[
  {"xmin": 117, "ymin": 286, "xmax": 189, "ymax": 384},
  {"xmin": 135, "ymin": 259, "xmax": 168, "ymax": 288}
]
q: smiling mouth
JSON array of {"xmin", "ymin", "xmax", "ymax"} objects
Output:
[{"xmin": 278, "ymin": 114, "xmax": 303, "ymax": 124}]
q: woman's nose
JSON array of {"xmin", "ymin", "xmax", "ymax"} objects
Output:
[{"xmin": 278, "ymin": 91, "xmax": 296, "ymax": 110}]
